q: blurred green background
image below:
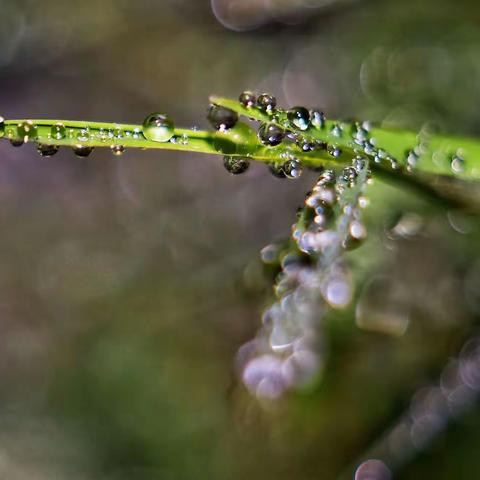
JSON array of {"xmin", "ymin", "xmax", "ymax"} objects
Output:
[{"xmin": 1, "ymin": 0, "xmax": 480, "ymax": 478}]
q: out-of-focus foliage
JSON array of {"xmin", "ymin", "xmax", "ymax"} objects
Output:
[{"xmin": 1, "ymin": 0, "xmax": 480, "ymax": 479}]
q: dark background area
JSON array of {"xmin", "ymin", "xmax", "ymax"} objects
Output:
[{"xmin": 1, "ymin": 0, "xmax": 480, "ymax": 478}]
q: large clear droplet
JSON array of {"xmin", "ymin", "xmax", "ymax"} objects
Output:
[{"xmin": 142, "ymin": 113, "xmax": 175, "ymax": 142}]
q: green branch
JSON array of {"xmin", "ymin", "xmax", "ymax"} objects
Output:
[{"xmin": 1, "ymin": 93, "xmax": 480, "ymax": 209}]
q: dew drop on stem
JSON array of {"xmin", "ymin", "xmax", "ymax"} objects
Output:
[
  {"xmin": 287, "ymin": 107, "xmax": 310, "ymax": 131},
  {"xmin": 17, "ymin": 120, "xmax": 38, "ymax": 142},
  {"xmin": 207, "ymin": 105, "xmax": 238, "ymax": 131},
  {"xmin": 257, "ymin": 93, "xmax": 277, "ymax": 114},
  {"xmin": 10, "ymin": 138, "xmax": 24, "ymax": 147},
  {"xmin": 328, "ymin": 145, "xmax": 342, "ymax": 158},
  {"xmin": 451, "ymin": 154, "xmax": 465, "ymax": 174},
  {"xmin": 37, "ymin": 144, "xmax": 59, "ymax": 157},
  {"xmin": 51, "ymin": 123, "xmax": 66, "ymax": 140},
  {"xmin": 331, "ymin": 123, "xmax": 343, "ymax": 137},
  {"xmin": 283, "ymin": 159, "xmax": 303, "ymax": 179},
  {"xmin": 296, "ymin": 136, "xmax": 316, "ymax": 152},
  {"xmin": 111, "ymin": 145, "xmax": 125, "ymax": 156},
  {"xmin": 258, "ymin": 123, "xmax": 284, "ymax": 146},
  {"xmin": 310, "ymin": 110, "xmax": 326, "ymax": 130},
  {"xmin": 223, "ymin": 156, "xmax": 250, "ymax": 175},
  {"xmin": 268, "ymin": 162, "xmax": 287, "ymax": 179},
  {"xmin": 142, "ymin": 113, "xmax": 175, "ymax": 142},
  {"xmin": 239, "ymin": 90, "xmax": 256, "ymax": 108},
  {"xmin": 73, "ymin": 145, "xmax": 94, "ymax": 158}
]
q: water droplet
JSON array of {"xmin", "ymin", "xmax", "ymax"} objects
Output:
[
  {"xmin": 223, "ymin": 156, "xmax": 250, "ymax": 175},
  {"xmin": 310, "ymin": 110, "xmax": 326, "ymax": 130},
  {"xmin": 331, "ymin": 123, "xmax": 343, "ymax": 137},
  {"xmin": 317, "ymin": 169, "xmax": 336, "ymax": 186},
  {"xmin": 349, "ymin": 220, "xmax": 367, "ymax": 240},
  {"xmin": 257, "ymin": 93, "xmax": 276, "ymax": 114},
  {"xmin": 389, "ymin": 157, "xmax": 400, "ymax": 170},
  {"xmin": 305, "ymin": 194, "xmax": 336, "ymax": 213},
  {"xmin": 97, "ymin": 129, "xmax": 108, "ymax": 142},
  {"xmin": 359, "ymin": 195, "xmax": 370, "ymax": 208},
  {"xmin": 312, "ymin": 202, "xmax": 334, "ymax": 228},
  {"xmin": 111, "ymin": 145, "xmax": 125, "ymax": 156},
  {"xmin": 355, "ymin": 460, "xmax": 391, "ymax": 480},
  {"xmin": 10, "ymin": 138, "xmax": 24, "ymax": 147},
  {"xmin": 258, "ymin": 123, "xmax": 284, "ymax": 146},
  {"xmin": 313, "ymin": 186, "xmax": 337, "ymax": 206},
  {"xmin": 73, "ymin": 145, "xmax": 94, "ymax": 158},
  {"xmin": 239, "ymin": 90, "xmax": 256, "ymax": 108},
  {"xmin": 51, "ymin": 123, "xmax": 66, "ymax": 140},
  {"xmin": 17, "ymin": 121, "xmax": 38, "ymax": 142},
  {"xmin": 295, "ymin": 136, "xmax": 316, "ymax": 152},
  {"xmin": 260, "ymin": 244, "xmax": 280, "ymax": 264},
  {"xmin": 343, "ymin": 220, "xmax": 367, "ymax": 250},
  {"xmin": 76, "ymin": 127, "xmax": 90, "ymax": 142},
  {"xmin": 353, "ymin": 156, "xmax": 367, "ymax": 172},
  {"xmin": 322, "ymin": 270, "xmax": 353, "ymax": 308},
  {"xmin": 342, "ymin": 166, "xmax": 358, "ymax": 185},
  {"xmin": 351, "ymin": 123, "xmax": 369, "ymax": 143},
  {"xmin": 287, "ymin": 107, "xmax": 310, "ymax": 131},
  {"xmin": 406, "ymin": 149, "xmax": 419, "ymax": 168},
  {"xmin": 327, "ymin": 145, "xmax": 342, "ymax": 158},
  {"xmin": 37, "ymin": 144, "xmax": 59, "ymax": 157},
  {"xmin": 142, "ymin": 113, "xmax": 175, "ymax": 142},
  {"xmin": 207, "ymin": 104, "xmax": 238, "ymax": 131},
  {"xmin": 268, "ymin": 162, "xmax": 286, "ymax": 179},
  {"xmin": 451, "ymin": 154, "xmax": 465, "ymax": 174},
  {"xmin": 0, "ymin": 117, "xmax": 4, "ymax": 138},
  {"xmin": 283, "ymin": 159, "xmax": 303, "ymax": 179}
]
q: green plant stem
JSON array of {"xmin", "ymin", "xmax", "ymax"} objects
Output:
[
  {"xmin": 2, "ymin": 94, "xmax": 480, "ymax": 210},
  {"xmin": 1, "ymin": 119, "xmax": 339, "ymax": 166}
]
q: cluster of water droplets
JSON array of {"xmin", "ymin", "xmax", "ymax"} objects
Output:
[
  {"xmin": 237, "ymin": 158, "xmax": 371, "ymax": 399},
  {"xmin": 0, "ymin": 111, "xmax": 182, "ymax": 159},
  {"xmin": 211, "ymin": 89, "xmax": 465, "ymax": 183},
  {"xmin": 221, "ymin": 89, "xmax": 471, "ymax": 179},
  {"xmin": 210, "ymin": 91, "xmax": 341, "ymax": 178}
]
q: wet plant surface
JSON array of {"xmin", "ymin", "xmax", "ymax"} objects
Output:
[{"xmin": 2, "ymin": 1, "xmax": 480, "ymax": 479}]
